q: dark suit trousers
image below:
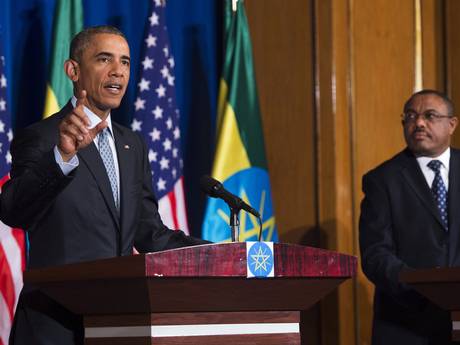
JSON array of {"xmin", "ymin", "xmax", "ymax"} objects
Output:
[{"xmin": 9, "ymin": 290, "xmax": 83, "ymax": 345}]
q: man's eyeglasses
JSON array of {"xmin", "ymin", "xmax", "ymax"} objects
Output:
[{"xmin": 402, "ymin": 111, "xmax": 453, "ymax": 123}]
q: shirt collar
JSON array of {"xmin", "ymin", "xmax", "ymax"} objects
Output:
[
  {"xmin": 416, "ymin": 147, "xmax": 451, "ymax": 171},
  {"xmin": 70, "ymin": 96, "xmax": 113, "ymax": 135}
]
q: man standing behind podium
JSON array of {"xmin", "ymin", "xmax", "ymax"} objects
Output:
[
  {"xmin": 360, "ymin": 89, "xmax": 460, "ymax": 344},
  {"xmin": 0, "ymin": 26, "xmax": 207, "ymax": 345}
]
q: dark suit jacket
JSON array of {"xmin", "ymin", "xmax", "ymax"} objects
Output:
[
  {"xmin": 0, "ymin": 104, "xmax": 207, "ymax": 345},
  {"xmin": 359, "ymin": 148, "xmax": 460, "ymax": 345}
]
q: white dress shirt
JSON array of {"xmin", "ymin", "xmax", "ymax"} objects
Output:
[{"xmin": 416, "ymin": 147, "xmax": 450, "ymax": 190}]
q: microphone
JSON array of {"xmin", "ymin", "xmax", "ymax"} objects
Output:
[{"xmin": 200, "ymin": 175, "xmax": 260, "ymax": 218}]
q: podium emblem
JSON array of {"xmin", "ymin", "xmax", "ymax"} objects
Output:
[{"xmin": 247, "ymin": 241, "xmax": 274, "ymax": 278}]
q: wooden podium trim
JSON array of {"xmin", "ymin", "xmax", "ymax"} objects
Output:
[
  {"xmin": 452, "ymin": 312, "xmax": 460, "ymax": 341},
  {"xmin": 401, "ymin": 268, "xmax": 460, "ymax": 342},
  {"xmin": 85, "ymin": 311, "xmax": 299, "ymax": 326},
  {"xmin": 26, "ymin": 243, "xmax": 357, "ymax": 283},
  {"xmin": 401, "ymin": 267, "xmax": 460, "ymax": 283},
  {"xmin": 84, "ymin": 333, "xmax": 301, "ymax": 345},
  {"xmin": 85, "ymin": 322, "xmax": 299, "ymax": 337},
  {"xmin": 84, "ymin": 311, "xmax": 301, "ymax": 345}
]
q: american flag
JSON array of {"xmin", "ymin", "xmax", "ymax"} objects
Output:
[
  {"xmin": 0, "ymin": 42, "xmax": 25, "ymax": 345},
  {"xmin": 131, "ymin": 0, "xmax": 189, "ymax": 233}
]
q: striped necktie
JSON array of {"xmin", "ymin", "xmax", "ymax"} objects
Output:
[{"xmin": 98, "ymin": 128, "xmax": 119, "ymax": 210}]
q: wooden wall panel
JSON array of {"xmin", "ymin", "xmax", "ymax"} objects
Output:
[
  {"xmin": 243, "ymin": 1, "xmax": 451, "ymax": 345},
  {"xmin": 445, "ymin": 0, "xmax": 460, "ymax": 147},
  {"xmin": 421, "ymin": 0, "xmax": 444, "ymax": 91},
  {"xmin": 245, "ymin": 1, "xmax": 316, "ymax": 246},
  {"xmin": 245, "ymin": 1, "xmax": 319, "ymax": 344},
  {"xmin": 314, "ymin": 1, "xmax": 356, "ymax": 344},
  {"xmin": 351, "ymin": 1, "xmax": 415, "ymax": 344}
]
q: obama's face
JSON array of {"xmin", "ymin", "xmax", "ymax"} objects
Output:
[{"xmin": 67, "ymin": 33, "xmax": 130, "ymax": 118}]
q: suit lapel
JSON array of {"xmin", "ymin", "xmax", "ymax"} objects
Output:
[
  {"xmin": 53, "ymin": 102, "xmax": 120, "ymax": 228},
  {"xmin": 448, "ymin": 149, "xmax": 460, "ymax": 264},
  {"xmin": 78, "ymin": 141, "xmax": 120, "ymax": 229},
  {"xmin": 399, "ymin": 149, "xmax": 444, "ymax": 228},
  {"xmin": 55, "ymin": 102, "xmax": 122, "ymax": 228}
]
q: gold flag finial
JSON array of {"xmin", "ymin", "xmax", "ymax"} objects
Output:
[{"xmin": 232, "ymin": 0, "xmax": 238, "ymax": 12}]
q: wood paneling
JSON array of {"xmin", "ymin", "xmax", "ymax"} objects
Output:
[
  {"xmin": 86, "ymin": 311, "xmax": 300, "ymax": 327},
  {"xmin": 421, "ymin": 0, "xmax": 444, "ymax": 91},
  {"xmin": 244, "ymin": 1, "xmax": 454, "ymax": 345},
  {"xmin": 314, "ymin": 0, "xmax": 356, "ymax": 344},
  {"xmin": 245, "ymin": 0, "xmax": 316, "ymax": 246},
  {"xmin": 85, "ymin": 333, "xmax": 301, "ymax": 345},
  {"xmin": 445, "ymin": 0, "xmax": 460, "ymax": 147},
  {"xmin": 352, "ymin": 1, "xmax": 415, "ymax": 344},
  {"xmin": 245, "ymin": 2, "xmax": 321, "ymax": 344}
]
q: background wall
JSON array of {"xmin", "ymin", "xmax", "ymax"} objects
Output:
[
  {"xmin": 246, "ymin": 0, "xmax": 454, "ymax": 344},
  {"xmin": 1, "ymin": 0, "xmax": 458, "ymax": 344}
]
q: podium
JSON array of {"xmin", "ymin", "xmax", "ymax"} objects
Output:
[
  {"xmin": 25, "ymin": 243, "xmax": 356, "ymax": 344},
  {"xmin": 401, "ymin": 267, "xmax": 460, "ymax": 341}
]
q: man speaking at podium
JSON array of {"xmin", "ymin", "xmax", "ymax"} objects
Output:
[
  {"xmin": 360, "ymin": 89, "xmax": 460, "ymax": 344},
  {"xmin": 0, "ymin": 26, "xmax": 207, "ymax": 345}
]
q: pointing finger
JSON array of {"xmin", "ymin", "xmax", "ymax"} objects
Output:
[
  {"xmin": 76, "ymin": 89, "xmax": 87, "ymax": 108},
  {"xmin": 71, "ymin": 104, "xmax": 91, "ymax": 128}
]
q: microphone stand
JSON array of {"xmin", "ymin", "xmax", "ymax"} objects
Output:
[{"xmin": 229, "ymin": 207, "xmax": 240, "ymax": 242}]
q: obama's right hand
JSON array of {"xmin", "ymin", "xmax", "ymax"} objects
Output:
[{"xmin": 57, "ymin": 90, "xmax": 108, "ymax": 162}]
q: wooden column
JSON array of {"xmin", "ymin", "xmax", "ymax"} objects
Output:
[
  {"xmin": 421, "ymin": 0, "xmax": 444, "ymax": 91},
  {"xmin": 313, "ymin": 0, "xmax": 356, "ymax": 344},
  {"xmin": 445, "ymin": 0, "xmax": 460, "ymax": 147},
  {"xmin": 351, "ymin": 1, "xmax": 416, "ymax": 344}
]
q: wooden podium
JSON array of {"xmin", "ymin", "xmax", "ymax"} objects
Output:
[
  {"xmin": 401, "ymin": 267, "xmax": 460, "ymax": 341},
  {"xmin": 25, "ymin": 243, "xmax": 356, "ymax": 344}
]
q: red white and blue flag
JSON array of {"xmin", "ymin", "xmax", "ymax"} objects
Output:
[
  {"xmin": 131, "ymin": 0, "xmax": 189, "ymax": 233},
  {"xmin": 0, "ymin": 42, "xmax": 25, "ymax": 345}
]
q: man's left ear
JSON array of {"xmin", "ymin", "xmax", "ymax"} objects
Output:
[
  {"xmin": 64, "ymin": 59, "xmax": 79, "ymax": 82},
  {"xmin": 449, "ymin": 116, "xmax": 458, "ymax": 134}
]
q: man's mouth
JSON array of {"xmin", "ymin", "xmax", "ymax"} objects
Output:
[
  {"xmin": 412, "ymin": 131, "xmax": 429, "ymax": 140},
  {"xmin": 104, "ymin": 83, "xmax": 123, "ymax": 94}
]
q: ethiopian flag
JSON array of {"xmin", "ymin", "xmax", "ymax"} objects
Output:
[
  {"xmin": 43, "ymin": 0, "xmax": 83, "ymax": 118},
  {"xmin": 202, "ymin": 0, "xmax": 278, "ymax": 243}
]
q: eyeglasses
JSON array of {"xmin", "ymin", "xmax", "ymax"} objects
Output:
[{"xmin": 402, "ymin": 111, "xmax": 453, "ymax": 123}]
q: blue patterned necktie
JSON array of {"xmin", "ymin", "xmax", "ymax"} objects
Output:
[
  {"xmin": 427, "ymin": 160, "xmax": 448, "ymax": 231},
  {"xmin": 98, "ymin": 128, "xmax": 119, "ymax": 210}
]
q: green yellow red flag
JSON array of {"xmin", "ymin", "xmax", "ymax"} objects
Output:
[
  {"xmin": 43, "ymin": 0, "xmax": 83, "ymax": 118},
  {"xmin": 202, "ymin": 0, "xmax": 278, "ymax": 243}
]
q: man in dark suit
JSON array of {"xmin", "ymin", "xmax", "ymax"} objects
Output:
[
  {"xmin": 0, "ymin": 26, "xmax": 207, "ymax": 345},
  {"xmin": 360, "ymin": 89, "xmax": 460, "ymax": 344}
]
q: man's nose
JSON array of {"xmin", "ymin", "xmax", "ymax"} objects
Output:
[
  {"xmin": 414, "ymin": 114, "xmax": 427, "ymax": 126},
  {"xmin": 110, "ymin": 61, "xmax": 125, "ymax": 77}
]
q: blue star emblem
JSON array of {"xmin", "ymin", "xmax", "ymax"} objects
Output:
[{"xmin": 247, "ymin": 242, "xmax": 274, "ymax": 278}]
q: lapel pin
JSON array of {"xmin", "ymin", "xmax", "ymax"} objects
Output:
[{"xmin": 124, "ymin": 145, "xmax": 130, "ymax": 149}]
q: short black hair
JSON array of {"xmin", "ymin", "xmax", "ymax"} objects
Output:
[
  {"xmin": 69, "ymin": 25, "xmax": 127, "ymax": 62},
  {"xmin": 403, "ymin": 89, "xmax": 454, "ymax": 116}
]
